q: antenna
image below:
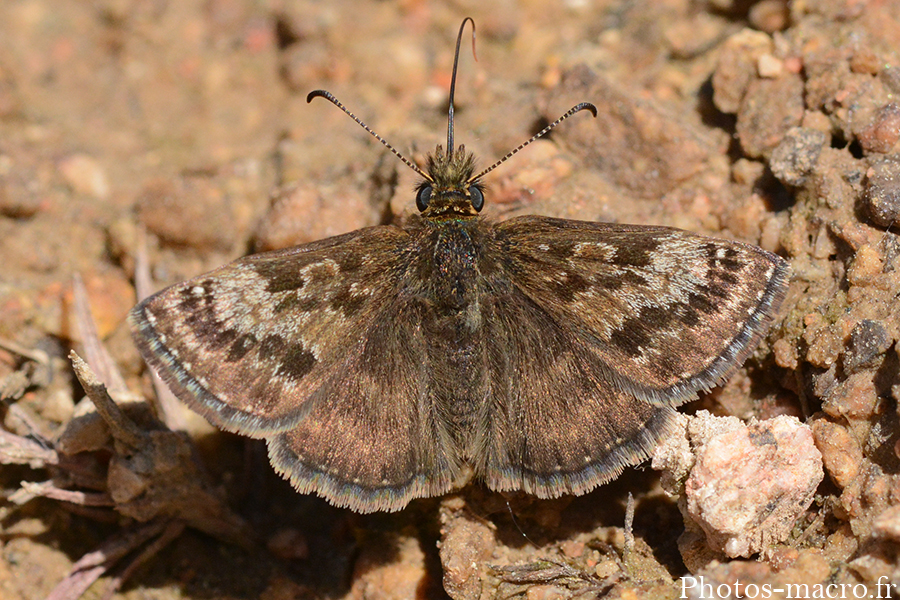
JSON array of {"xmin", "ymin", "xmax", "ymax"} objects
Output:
[
  {"xmin": 469, "ymin": 102, "xmax": 597, "ymax": 182},
  {"xmin": 308, "ymin": 19, "xmax": 597, "ymax": 188},
  {"xmin": 447, "ymin": 17, "xmax": 477, "ymax": 159},
  {"xmin": 306, "ymin": 89, "xmax": 431, "ymax": 181}
]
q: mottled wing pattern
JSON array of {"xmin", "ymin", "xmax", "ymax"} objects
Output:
[
  {"xmin": 494, "ymin": 216, "xmax": 790, "ymax": 406},
  {"xmin": 266, "ymin": 296, "xmax": 462, "ymax": 511},
  {"xmin": 130, "ymin": 226, "xmax": 460, "ymax": 512},
  {"xmin": 477, "ymin": 286, "xmax": 676, "ymax": 497},
  {"xmin": 474, "ymin": 215, "xmax": 789, "ymax": 496}
]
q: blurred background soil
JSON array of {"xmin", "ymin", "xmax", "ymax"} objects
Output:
[{"xmin": 1, "ymin": 0, "xmax": 900, "ymax": 598}]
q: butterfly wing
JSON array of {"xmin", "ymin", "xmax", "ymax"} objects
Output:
[
  {"xmin": 493, "ymin": 215, "xmax": 789, "ymax": 405},
  {"xmin": 130, "ymin": 226, "xmax": 460, "ymax": 512},
  {"xmin": 476, "ymin": 287, "xmax": 676, "ymax": 496},
  {"xmin": 475, "ymin": 215, "xmax": 788, "ymax": 497}
]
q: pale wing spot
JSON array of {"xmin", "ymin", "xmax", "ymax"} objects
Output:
[
  {"xmin": 538, "ymin": 243, "xmax": 550, "ymax": 251},
  {"xmin": 191, "ymin": 286, "xmax": 205, "ymax": 296}
]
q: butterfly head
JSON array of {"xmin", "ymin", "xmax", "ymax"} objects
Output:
[{"xmin": 416, "ymin": 144, "xmax": 484, "ymax": 217}]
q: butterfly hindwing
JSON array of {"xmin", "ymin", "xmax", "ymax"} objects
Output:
[
  {"xmin": 267, "ymin": 295, "xmax": 463, "ymax": 512},
  {"xmin": 476, "ymin": 285, "xmax": 676, "ymax": 497}
]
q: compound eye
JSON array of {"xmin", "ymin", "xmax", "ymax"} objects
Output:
[
  {"xmin": 416, "ymin": 185, "xmax": 432, "ymax": 211},
  {"xmin": 469, "ymin": 186, "xmax": 484, "ymax": 211}
]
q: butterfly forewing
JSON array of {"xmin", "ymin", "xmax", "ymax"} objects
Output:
[{"xmin": 493, "ymin": 216, "xmax": 789, "ymax": 406}]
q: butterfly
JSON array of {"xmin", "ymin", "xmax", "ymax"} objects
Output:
[{"xmin": 129, "ymin": 18, "xmax": 789, "ymax": 512}]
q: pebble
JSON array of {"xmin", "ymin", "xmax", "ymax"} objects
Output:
[
  {"xmin": 864, "ymin": 158, "xmax": 900, "ymax": 227},
  {"xmin": 844, "ymin": 319, "xmax": 891, "ymax": 372},
  {"xmin": 769, "ymin": 126, "xmax": 827, "ymax": 187},
  {"xmin": 858, "ymin": 103, "xmax": 900, "ymax": 154},
  {"xmin": 757, "ymin": 53, "xmax": 783, "ymax": 78},
  {"xmin": 682, "ymin": 413, "xmax": 823, "ymax": 558},
  {"xmin": 254, "ymin": 180, "xmax": 378, "ymax": 251},
  {"xmin": 736, "ymin": 73, "xmax": 805, "ymax": 158},
  {"xmin": 58, "ymin": 154, "xmax": 110, "ymax": 200},
  {"xmin": 811, "ymin": 418, "xmax": 863, "ymax": 489},
  {"xmin": 712, "ymin": 29, "xmax": 773, "ymax": 114},
  {"xmin": 137, "ymin": 176, "xmax": 242, "ymax": 252},
  {"xmin": 748, "ymin": 0, "xmax": 789, "ymax": 33}
]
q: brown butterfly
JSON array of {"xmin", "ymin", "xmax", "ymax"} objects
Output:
[{"xmin": 130, "ymin": 18, "xmax": 789, "ymax": 512}]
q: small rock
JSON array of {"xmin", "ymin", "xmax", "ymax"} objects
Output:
[
  {"xmin": 348, "ymin": 533, "xmax": 429, "ymax": 600},
  {"xmin": 757, "ymin": 53, "xmax": 783, "ymax": 78},
  {"xmin": 769, "ymin": 127, "xmax": 827, "ymax": 187},
  {"xmin": 439, "ymin": 501, "xmax": 496, "ymax": 600},
  {"xmin": 773, "ymin": 337, "xmax": 799, "ymax": 370},
  {"xmin": 864, "ymin": 158, "xmax": 900, "ymax": 227},
  {"xmin": 822, "ymin": 371, "xmax": 879, "ymax": 420},
  {"xmin": 748, "ymin": 0, "xmax": 789, "ymax": 33},
  {"xmin": 58, "ymin": 154, "xmax": 110, "ymax": 199},
  {"xmin": 712, "ymin": 29, "xmax": 774, "ymax": 114},
  {"xmin": 682, "ymin": 414, "xmax": 823, "ymax": 558},
  {"xmin": 560, "ymin": 539, "xmax": 585, "ymax": 559},
  {"xmin": 844, "ymin": 319, "xmax": 891, "ymax": 372},
  {"xmin": 811, "ymin": 418, "xmax": 863, "ymax": 489},
  {"xmin": 736, "ymin": 73, "xmax": 805, "ymax": 159},
  {"xmin": 848, "ymin": 244, "xmax": 884, "ymax": 284},
  {"xmin": 0, "ymin": 170, "xmax": 43, "ymax": 218},
  {"xmin": 651, "ymin": 412, "xmax": 695, "ymax": 495},
  {"xmin": 254, "ymin": 180, "xmax": 379, "ymax": 251},
  {"xmin": 549, "ymin": 66, "xmax": 714, "ymax": 200},
  {"xmin": 664, "ymin": 13, "xmax": 728, "ymax": 60},
  {"xmin": 137, "ymin": 176, "xmax": 242, "ymax": 252},
  {"xmin": 850, "ymin": 46, "xmax": 880, "ymax": 76},
  {"xmin": 490, "ymin": 140, "xmax": 572, "ymax": 208},
  {"xmin": 858, "ymin": 103, "xmax": 900, "ymax": 155}
]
